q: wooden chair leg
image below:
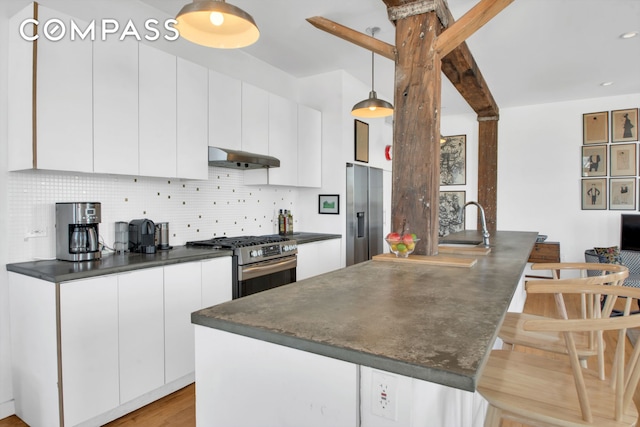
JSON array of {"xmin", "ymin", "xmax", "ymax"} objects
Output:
[
  {"xmin": 501, "ymin": 341, "xmax": 514, "ymax": 350},
  {"xmin": 484, "ymin": 404, "xmax": 503, "ymax": 427}
]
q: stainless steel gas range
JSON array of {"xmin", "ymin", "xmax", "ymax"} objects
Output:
[{"xmin": 186, "ymin": 235, "xmax": 297, "ymax": 299}]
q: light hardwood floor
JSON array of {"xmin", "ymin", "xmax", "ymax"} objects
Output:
[{"xmin": 1, "ymin": 292, "xmax": 639, "ymax": 427}]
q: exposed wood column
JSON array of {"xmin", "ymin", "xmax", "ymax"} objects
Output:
[
  {"xmin": 391, "ymin": 12, "xmax": 441, "ymax": 256},
  {"xmin": 478, "ymin": 118, "xmax": 498, "ymax": 231}
]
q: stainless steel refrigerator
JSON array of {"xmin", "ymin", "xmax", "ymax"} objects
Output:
[{"xmin": 346, "ymin": 163, "xmax": 383, "ymax": 266}]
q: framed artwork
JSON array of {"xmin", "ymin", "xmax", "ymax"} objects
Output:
[
  {"xmin": 610, "ymin": 143, "xmax": 636, "ymax": 176},
  {"xmin": 612, "ymin": 108, "xmax": 638, "ymax": 142},
  {"xmin": 610, "ymin": 178, "xmax": 636, "ymax": 210},
  {"xmin": 354, "ymin": 119, "xmax": 369, "ymax": 163},
  {"xmin": 581, "ymin": 178, "xmax": 607, "ymax": 210},
  {"xmin": 440, "ymin": 135, "xmax": 466, "ymax": 185},
  {"xmin": 581, "ymin": 145, "xmax": 607, "ymax": 177},
  {"xmin": 318, "ymin": 194, "xmax": 339, "ymax": 214},
  {"xmin": 583, "ymin": 111, "xmax": 609, "ymax": 144},
  {"xmin": 439, "ymin": 191, "xmax": 465, "ymax": 237}
]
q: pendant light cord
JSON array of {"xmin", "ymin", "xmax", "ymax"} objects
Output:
[{"xmin": 371, "ymin": 50, "xmax": 375, "ymax": 92}]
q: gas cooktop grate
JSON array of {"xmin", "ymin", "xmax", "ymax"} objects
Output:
[{"xmin": 186, "ymin": 235, "xmax": 290, "ymax": 248}]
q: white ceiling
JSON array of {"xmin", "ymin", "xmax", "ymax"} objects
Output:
[
  {"xmin": 143, "ymin": 0, "xmax": 640, "ymax": 115},
  {"xmin": 15, "ymin": 0, "xmax": 639, "ymax": 115}
]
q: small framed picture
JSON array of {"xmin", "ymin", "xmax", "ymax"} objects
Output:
[
  {"xmin": 612, "ymin": 108, "xmax": 638, "ymax": 142},
  {"xmin": 440, "ymin": 135, "xmax": 466, "ymax": 185},
  {"xmin": 318, "ymin": 194, "xmax": 339, "ymax": 214},
  {"xmin": 583, "ymin": 111, "xmax": 609, "ymax": 144},
  {"xmin": 581, "ymin": 178, "xmax": 607, "ymax": 210},
  {"xmin": 439, "ymin": 191, "xmax": 465, "ymax": 237},
  {"xmin": 581, "ymin": 145, "xmax": 607, "ymax": 177},
  {"xmin": 610, "ymin": 143, "xmax": 636, "ymax": 176},
  {"xmin": 354, "ymin": 119, "xmax": 369, "ymax": 163},
  {"xmin": 610, "ymin": 178, "xmax": 636, "ymax": 210}
]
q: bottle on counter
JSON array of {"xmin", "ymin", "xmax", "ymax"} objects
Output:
[
  {"xmin": 287, "ymin": 210, "xmax": 293, "ymax": 235},
  {"xmin": 278, "ymin": 209, "xmax": 285, "ymax": 235},
  {"xmin": 283, "ymin": 210, "xmax": 289, "ymax": 235}
]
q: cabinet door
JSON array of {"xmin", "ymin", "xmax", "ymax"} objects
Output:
[
  {"xmin": 36, "ymin": 6, "xmax": 93, "ymax": 173},
  {"xmin": 297, "ymin": 105, "xmax": 322, "ymax": 187},
  {"xmin": 241, "ymin": 83, "xmax": 269, "ymax": 154},
  {"xmin": 209, "ymin": 70, "xmax": 242, "ymax": 151},
  {"xmin": 94, "ymin": 38, "xmax": 139, "ymax": 175},
  {"xmin": 297, "ymin": 239, "xmax": 342, "ymax": 281},
  {"xmin": 177, "ymin": 58, "xmax": 208, "ymax": 180},
  {"xmin": 139, "ymin": 43, "xmax": 177, "ymax": 177},
  {"xmin": 118, "ymin": 268, "xmax": 165, "ymax": 403},
  {"xmin": 267, "ymin": 94, "xmax": 298, "ymax": 186},
  {"xmin": 60, "ymin": 276, "xmax": 119, "ymax": 426},
  {"xmin": 164, "ymin": 263, "xmax": 202, "ymax": 383},
  {"xmin": 201, "ymin": 257, "xmax": 232, "ymax": 308}
]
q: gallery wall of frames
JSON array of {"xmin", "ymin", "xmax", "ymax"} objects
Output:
[{"xmin": 581, "ymin": 108, "xmax": 639, "ymax": 210}]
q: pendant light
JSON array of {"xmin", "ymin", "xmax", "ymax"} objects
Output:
[
  {"xmin": 175, "ymin": 0, "xmax": 259, "ymax": 49},
  {"xmin": 352, "ymin": 27, "xmax": 393, "ymax": 119}
]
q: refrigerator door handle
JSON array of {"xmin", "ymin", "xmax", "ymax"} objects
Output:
[{"xmin": 357, "ymin": 212, "xmax": 365, "ymax": 238}]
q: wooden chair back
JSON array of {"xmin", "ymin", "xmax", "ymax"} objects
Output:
[{"xmin": 524, "ymin": 282, "xmax": 640, "ymax": 423}]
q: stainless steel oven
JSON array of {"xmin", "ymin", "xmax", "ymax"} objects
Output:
[{"xmin": 186, "ymin": 235, "xmax": 297, "ymax": 299}]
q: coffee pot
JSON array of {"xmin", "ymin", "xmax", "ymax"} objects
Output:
[{"xmin": 56, "ymin": 202, "xmax": 102, "ymax": 262}]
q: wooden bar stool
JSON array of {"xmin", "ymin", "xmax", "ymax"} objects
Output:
[
  {"xmin": 498, "ymin": 262, "xmax": 628, "ymax": 379},
  {"xmin": 479, "ymin": 282, "xmax": 640, "ymax": 426}
]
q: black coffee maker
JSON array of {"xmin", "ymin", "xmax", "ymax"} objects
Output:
[
  {"xmin": 129, "ymin": 219, "xmax": 156, "ymax": 254},
  {"xmin": 56, "ymin": 202, "xmax": 102, "ymax": 262}
]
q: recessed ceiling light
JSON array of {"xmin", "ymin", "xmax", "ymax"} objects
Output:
[
  {"xmin": 620, "ymin": 31, "xmax": 638, "ymax": 39},
  {"xmin": 601, "ymin": 81, "xmax": 614, "ymax": 87}
]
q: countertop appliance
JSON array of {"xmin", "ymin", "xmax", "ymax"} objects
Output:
[
  {"xmin": 129, "ymin": 219, "xmax": 156, "ymax": 254},
  {"xmin": 186, "ymin": 235, "xmax": 297, "ymax": 299},
  {"xmin": 155, "ymin": 222, "xmax": 171, "ymax": 250},
  {"xmin": 346, "ymin": 163, "xmax": 383, "ymax": 266},
  {"xmin": 56, "ymin": 202, "xmax": 102, "ymax": 262}
]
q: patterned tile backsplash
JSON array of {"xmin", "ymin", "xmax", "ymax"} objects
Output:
[{"xmin": 8, "ymin": 168, "xmax": 298, "ymax": 262}]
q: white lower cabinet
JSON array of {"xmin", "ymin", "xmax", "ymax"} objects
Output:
[
  {"xmin": 9, "ymin": 257, "xmax": 232, "ymax": 427},
  {"xmin": 60, "ymin": 276, "xmax": 120, "ymax": 427},
  {"xmin": 201, "ymin": 257, "xmax": 233, "ymax": 308},
  {"xmin": 118, "ymin": 268, "xmax": 165, "ymax": 404},
  {"xmin": 297, "ymin": 239, "xmax": 342, "ymax": 281},
  {"xmin": 164, "ymin": 263, "xmax": 202, "ymax": 383}
]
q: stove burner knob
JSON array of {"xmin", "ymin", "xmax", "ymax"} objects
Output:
[
  {"xmin": 257, "ymin": 249, "xmax": 263, "ymax": 257},
  {"xmin": 250, "ymin": 250, "xmax": 258, "ymax": 257}
]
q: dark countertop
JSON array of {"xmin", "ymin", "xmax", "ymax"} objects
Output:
[
  {"xmin": 192, "ymin": 230, "xmax": 537, "ymax": 392},
  {"xmin": 289, "ymin": 232, "xmax": 342, "ymax": 244},
  {"xmin": 6, "ymin": 246, "xmax": 232, "ymax": 283}
]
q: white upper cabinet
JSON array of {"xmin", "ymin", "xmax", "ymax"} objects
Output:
[
  {"xmin": 177, "ymin": 58, "xmax": 209, "ymax": 180},
  {"xmin": 93, "ymin": 38, "xmax": 139, "ymax": 176},
  {"xmin": 241, "ymin": 83, "xmax": 269, "ymax": 155},
  {"xmin": 8, "ymin": 4, "xmax": 93, "ymax": 173},
  {"xmin": 209, "ymin": 70, "xmax": 242, "ymax": 151},
  {"xmin": 267, "ymin": 94, "xmax": 298, "ymax": 186},
  {"xmin": 139, "ymin": 43, "xmax": 177, "ymax": 178},
  {"xmin": 297, "ymin": 104, "xmax": 322, "ymax": 187}
]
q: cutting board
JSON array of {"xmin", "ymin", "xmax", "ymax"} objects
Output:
[
  {"xmin": 372, "ymin": 253, "xmax": 477, "ymax": 268},
  {"xmin": 437, "ymin": 245, "xmax": 491, "ymax": 256}
]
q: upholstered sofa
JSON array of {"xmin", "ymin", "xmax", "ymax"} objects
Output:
[{"xmin": 585, "ymin": 249, "xmax": 640, "ymax": 288}]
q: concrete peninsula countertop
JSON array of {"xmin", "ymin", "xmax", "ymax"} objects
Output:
[{"xmin": 192, "ymin": 230, "xmax": 537, "ymax": 391}]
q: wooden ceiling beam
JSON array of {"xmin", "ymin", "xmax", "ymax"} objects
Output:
[
  {"xmin": 434, "ymin": 0, "xmax": 514, "ymax": 57},
  {"xmin": 306, "ymin": 16, "xmax": 396, "ymax": 61}
]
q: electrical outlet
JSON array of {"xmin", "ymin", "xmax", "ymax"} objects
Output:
[{"xmin": 371, "ymin": 370, "xmax": 397, "ymax": 420}]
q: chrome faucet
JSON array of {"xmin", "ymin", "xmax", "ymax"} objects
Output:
[{"xmin": 461, "ymin": 201, "xmax": 490, "ymax": 247}]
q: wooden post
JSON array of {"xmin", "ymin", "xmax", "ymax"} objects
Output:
[
  {"xmin": 478, "ymin": 117, "xmax": 498, "ymax": 231},
  {"xmin": 391, "ymin": 12, "xmax": 441, "ymax": 255}
]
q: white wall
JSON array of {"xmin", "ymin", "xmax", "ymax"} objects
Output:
[
  {"xmin": 441, "ymin": 93, "xmax": 640, "ymax": 263},
  {"xmin": 0, "ymin": 1, "xmax": 13, "ymax": 419}
]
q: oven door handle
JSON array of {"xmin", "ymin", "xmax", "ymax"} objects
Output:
[{"xmin": 239, "ymin": 256, "xmax": 297, "ymax": 281}]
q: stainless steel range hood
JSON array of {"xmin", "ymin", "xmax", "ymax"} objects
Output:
[{"xmin": 208, "ymin": 147, "xmax": 280, "ymax": 170}]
